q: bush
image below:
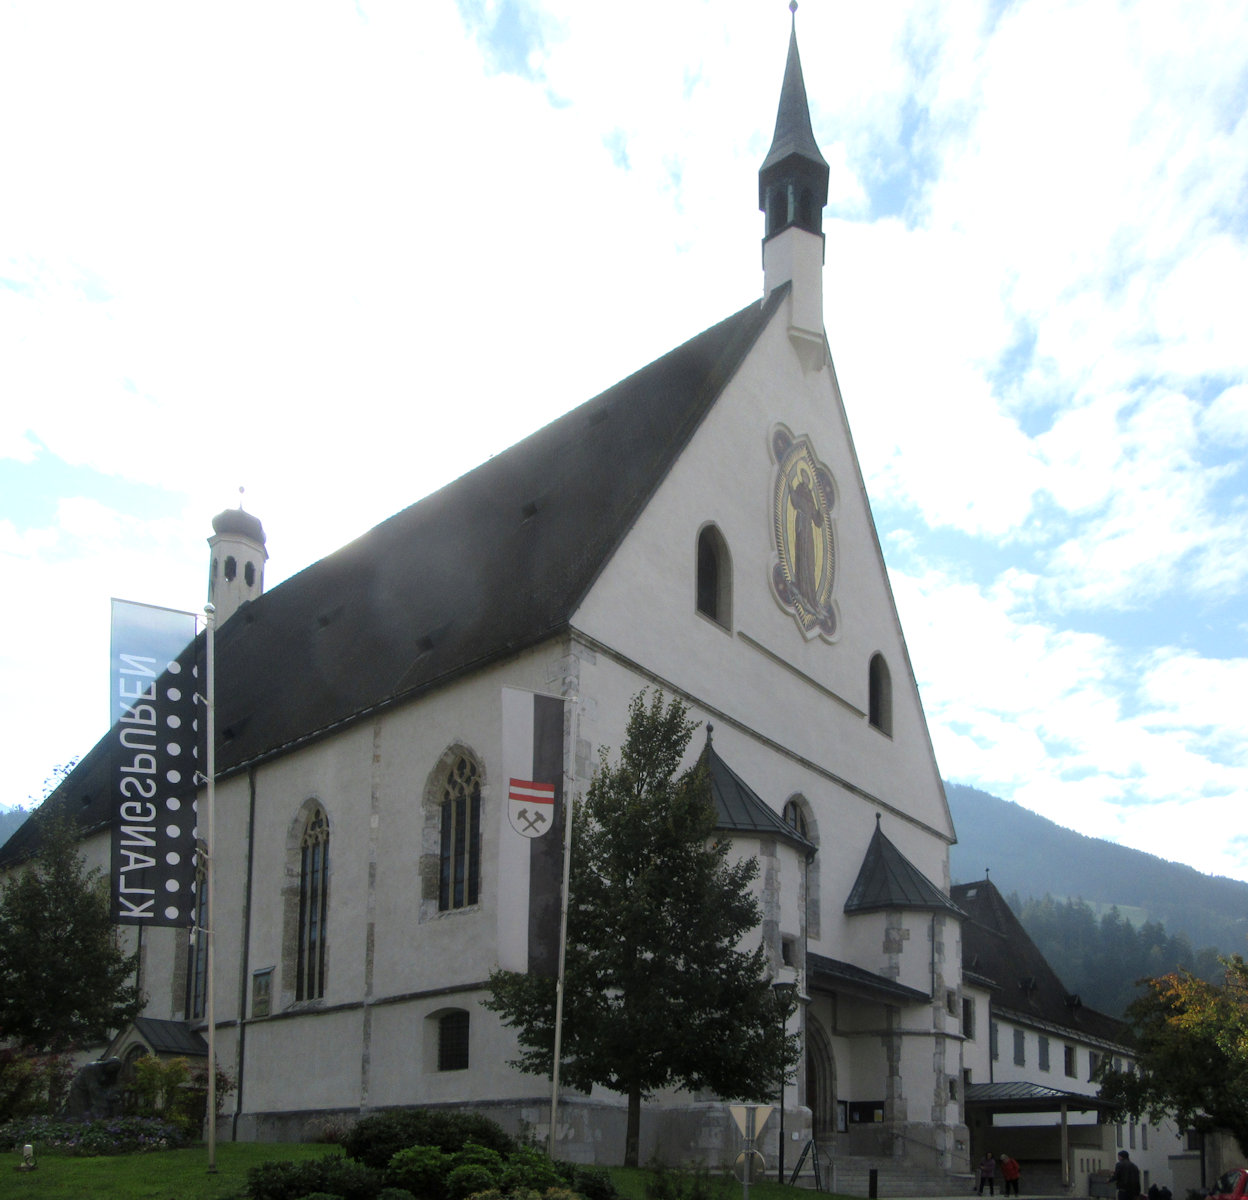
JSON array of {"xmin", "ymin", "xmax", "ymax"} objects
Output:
[
  {"xmin": 570, "ymin": 1165, "xmax": 619, "ymax": 1200},
  {"xmin": 0, "ymin": 1113, "xmax": 185, "ymax": 1155},
  {"xmin": 644, "ymin": 1165, "xmax": 727, "ymax": 1200},
  {"xmin": 245, "ymin": 1153, "xmax": 384, "ymax": 1200},
  {"xmin": 387, "ymin": 1144, "xmax": 450, "ymax": 1199},
  {"xmin": 501, "ymin": 1146, "xmax": 564, "ymax": 1195},
  {"xmin": 446, "ymin": 1163, "xmax": 499, "ymax": 1200},
  {"xmin": 379, "ymin": 1190, "xmax": 419, "ymax": 1200},
  {"xmin": 0, "ymin": 1048, "xmax": 73, "ymax": 1122},
  {"xmin": 343, "ymin": 1109, "xmax": 515, "ymax": 1171}
]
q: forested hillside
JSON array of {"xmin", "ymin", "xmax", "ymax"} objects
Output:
[
  {"xmin": 948, "ymin": 782, "xmax": 1248, "ymax": 955},
  {"xmin": 1006, "ymin": 892, "xmax": 1227, "ymax": 1016},
  {"xmin": 948, "ymin": 782, "xmax": 1248, "ymax": 1017}
]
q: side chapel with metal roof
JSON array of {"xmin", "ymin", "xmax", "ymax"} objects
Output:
[{"xmin": 4, "ymin": 14, "xmax": 981, "ymax": 1181}]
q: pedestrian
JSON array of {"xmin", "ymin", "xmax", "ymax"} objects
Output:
[
  {"xmin": 1001, "ymin": 1154, "xmax": 1021, "ymax": 1196},
  {"xmin": 978, "ymin": 1153, "xmax": 998, "ymax": 1195},
  {"xmin": 1110, "ymin": 1150, "xmax": 1142, "ymax": 1200}
]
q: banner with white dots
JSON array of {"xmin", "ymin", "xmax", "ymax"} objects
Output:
[{"xmin": 109, "ymin": 600, "xmax": 201, "ymax": 927}]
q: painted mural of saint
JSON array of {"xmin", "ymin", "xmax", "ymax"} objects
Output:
[{"xmin": 790, "ymin": 466, "xmax": 823, "ymax": 608}]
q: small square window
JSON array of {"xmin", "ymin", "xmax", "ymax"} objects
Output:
[{"xmin": 252, "ymin": 968, "xmax": 273, "ymax": 1018}]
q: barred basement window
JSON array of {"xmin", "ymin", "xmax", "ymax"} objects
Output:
[
  {"xmin": 297, "ymin": 805, "xmax": 330, "ymax": 1000},
  {"xmin": 439, "ymin": 756, "xmax": 481, "ymax": 910}
]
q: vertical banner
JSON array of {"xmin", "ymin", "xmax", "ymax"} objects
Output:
[
  {"xmin": 500, "ymin": 688, "xmax": 565, "ymax": 975},
  {"xmin": 109, "ymin": 599, "xmax": 200, "ymax": 926}
]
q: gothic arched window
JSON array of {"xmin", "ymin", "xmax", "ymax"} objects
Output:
[
  {"xmin": 439, "ymin": 756, "xmax": 481, "ymax": 911},
  {"xmin": 296, "ymin": 805, "xmax": 330, "ymax": 1000}
]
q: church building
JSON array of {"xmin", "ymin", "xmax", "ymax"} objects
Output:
[{"xmin": 3, "ymin": 17, "xmax": 972, "ymax": 1181}]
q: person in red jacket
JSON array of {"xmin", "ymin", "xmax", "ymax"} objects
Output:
[{"xmin": 1000, "ymin": 1154, "xmax": 1021, "ymax": 1196}]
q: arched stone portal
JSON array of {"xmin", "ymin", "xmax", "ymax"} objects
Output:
[{"xmin": 806, "ymin": 1017, "xmax": 837, "ymax": 1142}]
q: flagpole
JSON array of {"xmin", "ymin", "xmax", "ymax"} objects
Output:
[
  {"xmin": 548, "ymin": 696, "xmax": 577, "ymax": 1159},
  {"xmin": 204, "ymin": 603, "xmax": 217, "ymax": 1174}
]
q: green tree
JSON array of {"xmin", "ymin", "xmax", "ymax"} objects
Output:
[
  {"xmin": 485, "ymin": 690, "xmax": 798, "ymax": 1167},
  {"xmin": 1098, "ymin": 955, "xmax": 1248, "ymax": 1155},
  {"xmin": 0, "ymin": 816, "xmax": 143, "ymax": 1050}
]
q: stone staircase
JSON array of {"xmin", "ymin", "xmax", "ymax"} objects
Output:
[{"xmin": 790, "ymin": 1152, "xmax": 976, "ymax": 1197}]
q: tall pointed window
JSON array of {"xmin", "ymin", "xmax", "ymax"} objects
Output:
[
  {"xmin": 439, "ymin": 755, "xmax": 481, "ymax": 910},
  {"xmin": 868, "ymin": 653, "xmax": 892, "ymax": 735},
  {"xmin": 696, "ymin": 525, "xmax": 732, "ymax": 629},
  {"xmin": 296, "ymin": 805, "xmax": 329, "ymax": 1001}
]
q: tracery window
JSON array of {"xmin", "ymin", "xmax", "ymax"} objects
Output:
[
  {"xmin": 782, "ymin": 799, "xmax": 808, "ymax": 839},
  {"xmin": 296, "ymin": 805, "xmax": 329, "ymax": 1001},
  {"xmin": 439, "ymin": 756, "xmax": 481, "ymax": 911}
]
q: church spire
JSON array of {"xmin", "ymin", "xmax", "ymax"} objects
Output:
[
  {"xmin": 760, "ymin": 3, "xmax": 830, "ymax": 371},
  {"xmin": 760, "ymin": 4, "xmax": 829, "ymax": 238}
]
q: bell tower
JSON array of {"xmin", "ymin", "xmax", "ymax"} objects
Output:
[
  {"xmin": 208, "ymin": 495, "xmax": 267, "ymax": 625},
  {"xmin": 760, "ymin": 3, "xmax": 830, "ymax": 371}
]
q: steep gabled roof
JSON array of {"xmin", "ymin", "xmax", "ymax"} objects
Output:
[
  {"xmin": 702, "ymin": 728, "xmax": 816, "ymax": 856},
  {"xmin": 844, "ymin": 816, "xmax": 962, "ymax": 915},
  {"xmin": 2, "ymin": 289, "xmax": 787, "ymax": 868},
  {"xmin": 953, "ymin": 878, "xmax": 1127, "ymax": 1047}
]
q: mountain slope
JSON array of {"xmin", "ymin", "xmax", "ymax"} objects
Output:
[{"xmin": 946, "ymin": 782, "xmax": 1248, "ymax": 957}]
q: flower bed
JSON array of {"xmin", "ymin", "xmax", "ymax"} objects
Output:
[{"xmin": 0, "ymin": 1113, "xmax": 186, "ymax": 1155}]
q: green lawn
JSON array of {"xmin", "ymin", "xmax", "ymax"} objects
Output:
[
  {"xmin": 5, "ymin": 1141, "xmax": 329, "ymax": 1200},
  {"xmin": 5, "ymin": 1143, "xmax": 846, "ymax": 1200}
]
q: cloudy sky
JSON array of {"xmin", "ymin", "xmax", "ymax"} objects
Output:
[{"xmin": 2, "ymin": 1, "xmax": 1245, "ymax": 883}]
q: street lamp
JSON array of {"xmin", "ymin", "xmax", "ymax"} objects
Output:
[{"xmin": 773, "ymin": 981, "xmax": 798, "ymax": 1185}]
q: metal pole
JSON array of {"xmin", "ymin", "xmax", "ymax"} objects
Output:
[
  {"xmin": 546, "ymin": 778, "xmax": 574, "ymax": 1156},
  {"xmin": 204, "ymin": 604, "xmax": 217, "ymax": 1173},
  {"xmin": 548, "ymin": 698, "xmax": 577, "ymax": 1159}
]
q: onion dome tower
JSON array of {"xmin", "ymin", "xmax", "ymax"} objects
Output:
[
  {"xmin": 760, "ymin": 2, "xmax": 830, "ymax": 371},
  {"xmin": 208, "ymin": 495, "xmax": 267, "ymax": 625}
]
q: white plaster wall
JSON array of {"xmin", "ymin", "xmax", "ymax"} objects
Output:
[
  {"xmin": 570, "ymin": 308, "xmax": 951, "ymax": 850},
  {"xmin": 243, "ymin": 1008, "xmax": 364, "ymax": 1112}
]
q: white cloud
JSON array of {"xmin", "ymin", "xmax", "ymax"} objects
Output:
[{"xmin": 0, "ymin": 0, "xmax": 1245, "ymax": 890}]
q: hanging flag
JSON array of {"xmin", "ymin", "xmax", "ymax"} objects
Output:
[
  {"xmin": 501, "ymin": 686, "xmax": 566, "ymax": 976},
  {"xmin": 508, "ymin": 777, "xmax": 556, "ymax": 838},
  {"xmin": 109, "ymin": 599, "xmax": 200, "ymax": 927}
]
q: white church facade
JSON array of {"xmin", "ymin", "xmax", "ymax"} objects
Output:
[{"xmin": 3, "ymin": 20, "xmax": 975, "ymax": 1180}]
